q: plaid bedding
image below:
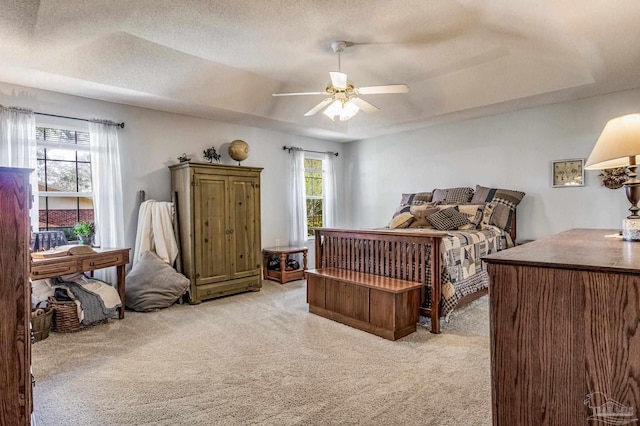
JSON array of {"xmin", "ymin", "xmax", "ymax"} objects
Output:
[
  {"xmin": 437, "ymin": 227, "xmax": 508, "ymax": 317},
  {"xmin": 390, "ymin": 226, "xmax": 509, "ymax": 317}
]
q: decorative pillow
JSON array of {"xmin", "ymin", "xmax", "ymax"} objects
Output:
[
  {"xmin": 481, "ymin": 202, "xmax": 516, "ymax": 232},
  {"xmin": 471, "ymin": 185, "xmax": 525, "ymax": 208},
  {"xmin": 480, "ymin": 202, "xmax": 496, "ymax": 228},
  {"xmin": 432, "ymin": 187, "xmax": 474, "ymax": 203},
  {"xmin": 125, "ymin": 251, "xmax": 190, "ymax": 312},
  {"xmin": 389, "ymin": 212, "xmax": 414, "ymax": 229},
  {"xmin": 427, "ymin": 207, "xmax": 470, "ymax": 231},
  {"xmin": 391, "ymin": 204, "xmax": 412, "ymax": 218},
  {"xmin": 400, "ymin": 192, "xmax": 433, "ymax": 206},
  {"xmin": 408, "ymin": 205, "xmax": 439, "ymax": 228},
  {"xmin": 456, "ymin": 204, "xmax": 485, "ymax": 228}
]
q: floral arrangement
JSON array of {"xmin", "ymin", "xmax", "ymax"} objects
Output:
[{"xmin": 599, "ymin": 167, "xmax": 628, "ymax": 189}]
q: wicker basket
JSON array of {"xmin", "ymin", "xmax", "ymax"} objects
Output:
[
  {"xmin": 48, "ymin": 297, "xmax": 83, "ymax": 333},
  {"xmin": 30, "ymin": 302, "xmax": 53, "ymax": 342}
]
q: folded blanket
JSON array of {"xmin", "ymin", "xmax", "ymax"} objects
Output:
[{"xmin": 53, "ymin": 273, "xmax": 121, "ymax": 325}]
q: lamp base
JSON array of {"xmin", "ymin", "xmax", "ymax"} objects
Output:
[{"xmin": 622, "ymin": 218, "xmax": 640, "ymax": 241}]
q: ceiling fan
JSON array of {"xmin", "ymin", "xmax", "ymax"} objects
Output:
[{"xmin": 272, "ymin": 41, "xmax": 409, "ymax": 121}]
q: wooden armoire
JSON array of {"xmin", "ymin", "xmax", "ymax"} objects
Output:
[
  {"xmin": 0, "ymin": 167, "xmax": 33, "ymax": 426},
  {"xmin": 170, "ymin": 162, "xmax": 263, "ymax": 303}
]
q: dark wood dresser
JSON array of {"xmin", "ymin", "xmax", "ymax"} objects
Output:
[
  {"xmin": 0, "ymin": 167, "xmax": 32, "ymax": 425},
  {"xmin": 484, "ymin": 228, "xmax": 640, "ymax": 425}
]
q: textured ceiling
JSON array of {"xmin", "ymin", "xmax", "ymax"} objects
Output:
[{"xmin": 1, "ymin": 0, "xmax": 639, "ymax": 142}]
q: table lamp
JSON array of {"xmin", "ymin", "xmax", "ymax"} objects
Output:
[{"xmin": 585, "ymin": 113, "xmax": 640, "ymax": 241}]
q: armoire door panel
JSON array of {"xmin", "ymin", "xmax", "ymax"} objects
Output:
[
  {"xmin": 229, "ymin": 177, "xmax": 260, "ymax": 278},
  {"xmin": 194, "ymin": 175, "xmax": 229, "ymax": 284}
]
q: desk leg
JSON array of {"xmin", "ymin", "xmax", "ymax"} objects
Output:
[{"xmin": 117, "ymin": 264, "xmax": 126, "ymax": 319}]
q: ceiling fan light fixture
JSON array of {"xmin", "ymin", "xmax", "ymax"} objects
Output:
[{"xmin": 322, "ymin": 99, "xmax": 359, "ymax": 121}]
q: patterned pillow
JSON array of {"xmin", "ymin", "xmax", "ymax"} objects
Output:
[
  {"xmin": 391, "ymin": 204, "xmax": 411, "ymax": 218},
  {"xmin": 480, "ymin": 203, "xmax": 496, "ymax": 228},
  {"xmin": 400, "ymin": 192, "xmax": 433, "ymax": 206},
  {"xmin": 427, "ymin": 207, "xmax": 470, "ymax": 230},
  {"xmin": 471, "ymin": 185, "xmax": 525, "ymax": 208},
  {"xmin": 389, "ymin": 212, "xmax": 414, "ymax": 229},
  {"xmin": 432, "ymin": 187, "xmax": 474, "ymax": 203},
  {"xmin": 481, "ymin": 202, "xmax": 516, "ymax": 232},
  {"xmin": 456, "ymin": 204, "xmax": 485, "ymax": 228},
  {"xmin": 408, "ymin": 205, "xmax": 439, "ymax": 228}
]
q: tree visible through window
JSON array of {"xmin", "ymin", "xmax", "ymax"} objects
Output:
[
  {"xmin": 36, "ymin": 127, "xmax": 93, "ymax": 240},
  {"xmin": 304, "ymin": 157, "xmax": 323, "ymax": 236}
]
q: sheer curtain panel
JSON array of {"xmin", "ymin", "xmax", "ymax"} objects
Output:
[
  {"xmin": 323, "ymin": 153, "xmax": 337, "ymax": 227},
  {"xmin": 89, "ymin": 120, "xmax": 125, "ymax": 284},
  {"xmin": 0, "ymin": 106, "xmax": 38, "ymax": 229},
  {"xmin": 288, "ymin": 149, "xmax": 307, "ymax": 247}
]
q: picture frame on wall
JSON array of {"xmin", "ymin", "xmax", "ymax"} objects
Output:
[{"xmin": 551, "ymin": 158, "xmax": 585, "ymax": 187}]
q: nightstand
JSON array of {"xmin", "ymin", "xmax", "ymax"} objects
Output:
[{"xmin": 262, "ymin": 246, "xmax": 308, "ymax": 284}]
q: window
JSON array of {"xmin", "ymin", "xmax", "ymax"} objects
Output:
[
  {"xmin": 304, "ymin": 157, "xmax": 324, "ymax": 236},
  {"xmin": 36, "ymin": 126, "xmax": 93, "ymax": 240}
]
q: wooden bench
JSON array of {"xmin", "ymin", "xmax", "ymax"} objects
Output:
[{"xmin": 305, "ymin": 267, "xmax": 422, "ymax": 340}]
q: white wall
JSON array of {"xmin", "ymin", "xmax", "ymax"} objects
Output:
[
  {"xmin": 344, "ymin": 88, "xmax": 640, "ymax": 241},
  {"xmin": 0, "ymin": 82, "xmax": 344, "ymax": 268}
]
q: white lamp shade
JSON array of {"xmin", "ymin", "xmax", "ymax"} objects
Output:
[
  {"xmin": 585, "ymin": 113, "xmax": 640, "ymax": 170},
  {"xmin": 322, "ymin": 99, "xmax": 360, "ymax": 121}
]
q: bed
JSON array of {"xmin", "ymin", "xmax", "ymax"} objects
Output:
[{"xmin": 312, "ymin": 185, "xmax": 524, "ymax": 334}]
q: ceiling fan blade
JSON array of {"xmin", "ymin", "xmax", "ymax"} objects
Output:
[
  {"xmin": 329, "ymin": 72, "xmax": 348, "ymax": 90},
  {"xmin": 304, "ymin": 98, "xmax": 335, "ymax": 116},
  {"xmin": 351, "ymin": 97, "xmax": 380, "ymax": 113},
  {"xmin": 357, "ymin": 84, "xmax": 409, "ymax": 95},
  {"xmin": 272, "ymin": 91, "xmax": 325, "ymax": 96}
]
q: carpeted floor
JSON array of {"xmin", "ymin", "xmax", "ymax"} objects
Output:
[{"xmin": 32, "ymin": 280, "xmax": 492, "ymax": 426}]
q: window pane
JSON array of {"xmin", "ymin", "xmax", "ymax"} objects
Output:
[
  {"xmin": 37, "ymin": 160, "xmax": 46, "ymax": 188},
  {"xmin": 304, "ymin": 158, "xmax": 322, "ymax": 170},
  {"xmin": 306, "ymin": 199, "xmax": 323, "ymax": 235},
  {"xmin": 37, "ymin": 147, "xmax": 45, "ymax": 159},
  {"xmin": 44, "ymin": 128, "xmax": 76, "ymax": 144},
  {"xmin": 305, "ymin": 171, "xmax": 323, "ymax": 197},
  {"xmin": 46, "ymin": 161, "xmax": 78, "ymax": 191},
  {"xmin": 46, "ymin": 148, "xmax": 76, "ymax": 161},
  {"xmin": 39, "ymin": 196, "xmax": 94, "ymax": 239},
  {"xmin": 77, "ymin": 163, "xmax": 92, "ymax": 192},
  {"xmin": 77, "ymin": 151, "xmax": 90, "ymax": 162}
]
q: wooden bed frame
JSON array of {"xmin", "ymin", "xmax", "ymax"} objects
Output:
[{"xmin": 313, "ymin": 220, "xmax": 516, "ymax": 334}]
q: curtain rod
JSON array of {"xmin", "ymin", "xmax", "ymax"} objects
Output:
[
  {"xmin": 34, "ymin": 112, "xmax": 125, "ymax": 128},
  {"xmin": 282, "ymin": 145, "xmax": 338, "ymax": 157}
]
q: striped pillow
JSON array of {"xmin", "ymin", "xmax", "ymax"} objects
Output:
[
  {"xmin": 400, "ymin": 192, "xmax": 433, "ymax": 206},
  {"xmin": 471, "ymin": 185, "xmax": 525, "ymax": 209}
]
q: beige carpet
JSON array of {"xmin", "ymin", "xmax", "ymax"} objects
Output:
[{"xmin": 32, "ymin": 280, "xmax": 492, "ymax": 426}]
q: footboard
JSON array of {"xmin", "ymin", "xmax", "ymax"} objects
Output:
[{"xmin": 314, "ymin": 228, "xmax": 444, "ymax": 333}]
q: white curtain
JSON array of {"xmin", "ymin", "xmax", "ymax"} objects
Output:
[
  {"xmin": 89, "ymin": 121, "xmax": 124, "ymax": 284},
  {"xmin": 323, "ymin": 153, "xmax": 337, "ymax": 227},
  {"xmin": 0, "ymin": 106, "xmax": 38, "ymax": 229},
  {"xmin": 288, "ymin": 149, "xmax": 307, "ymax": 246}
]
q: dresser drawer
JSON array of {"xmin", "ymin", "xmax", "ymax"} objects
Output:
[
  {"xmin": 81, "ymin": 253, "xmax": 126, "ymax": 270},
  {"xmin": 31, "ymin": 260, "xmax": 76, "ymax": 278}
]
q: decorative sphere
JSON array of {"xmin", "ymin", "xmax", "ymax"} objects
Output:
[{"xmin": 228, "ymin": 140, "xmax": 249, "ymax": 162}]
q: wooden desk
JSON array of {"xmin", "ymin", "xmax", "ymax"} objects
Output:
[
  {"xmin": 31, "ymin": 248, "xmax": 130, "ymax": 319},
  {"xmin": 262, "ymin": 246, "xmax": 307, "ymax": 284},
  {"xmin": 484, "ymin": 229, "xmax": 640, "ymax": 425}
]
